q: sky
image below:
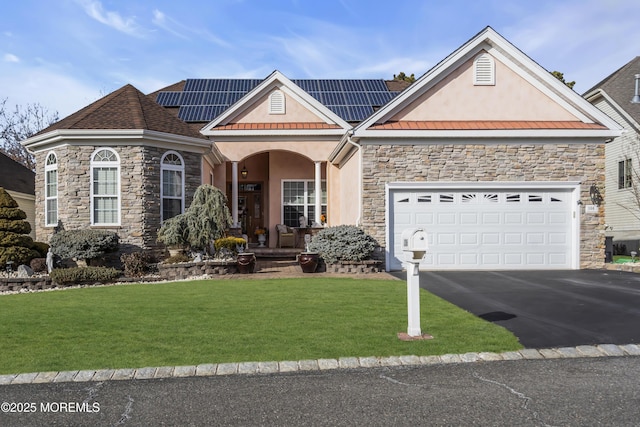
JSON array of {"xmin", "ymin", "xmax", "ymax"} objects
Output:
[{"xmin": 0, "ymin": 0, "xmax": 639, "ymax": 118}]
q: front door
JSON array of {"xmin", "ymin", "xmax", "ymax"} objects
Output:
[{"xmin": 234, "ymin": 183, "xmax": 264, "ymax": 243}]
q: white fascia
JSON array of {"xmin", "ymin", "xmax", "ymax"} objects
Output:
[{"xmin": 22, "ymin": 129, "xmax": 213, "ymax": 153}]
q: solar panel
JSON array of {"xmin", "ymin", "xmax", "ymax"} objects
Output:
[
  {"xmin": 159, "ymin": 77, "xmax": 399, "ymax": 122},
  {"xmin": 156, "ymin": 91, "xmax": 182, "ymax": 107}
]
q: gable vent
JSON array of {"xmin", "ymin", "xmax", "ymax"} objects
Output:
[
  {"xmin": 474, "ymin": 53, "xmax": 495, "ymax": 86},
  {"xmin": 269, "ymin": 89, "xmax": 285, "ymax": 114}
]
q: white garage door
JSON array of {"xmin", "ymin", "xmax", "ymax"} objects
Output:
[{"xmin": 389, "ymin": 185, "xmax": 577, "ymax": 271}]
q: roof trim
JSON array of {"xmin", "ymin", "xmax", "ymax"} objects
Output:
[{"xmin": 585, "ymin": 88, "xmax": 640, "ymax": 133}]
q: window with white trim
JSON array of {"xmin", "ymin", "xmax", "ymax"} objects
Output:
[
  {"xmin": 269, "ymin": 89, "xmax": 285, "ymax": 114},
  {"xmin": 618, "ymin": 158, "xmax": 632, "ymax": 189},
  {"xmin": 161, "ymin": 151, "xmax": 185, "ymax": 221},
  {"xmin": 282, "ymin": 180, "xmax": 326, "ymax": 227},
  {"xmin": 44, "ymin": 152, "xmax": 58, "ymax": 226},
  {"xmin": 91, "ymin": 148, "xmax": 120, "ymax": 225},
  {"xmin": 474, "ymin": 53, "xmax": 495, "ymax": 85}
]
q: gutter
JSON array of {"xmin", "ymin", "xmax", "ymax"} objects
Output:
[{"xmin": 345, "ymin": 130, "xmax": 363, "ymax": 227}]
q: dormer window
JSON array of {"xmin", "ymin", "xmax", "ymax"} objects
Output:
[
  {"xmin": 473, "ymin": 53, "xmax": 495, "ymax": 86},
  {"xmin": 269, "ymin": 89, "xmax": 285, "ymax": 114}
]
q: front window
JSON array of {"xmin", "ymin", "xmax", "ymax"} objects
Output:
[
  {"xmin": 161, "ymin": 151, "xmax": 185, "ymax": 221},
  {"xmin": 618, "ymin": 158, "xmax": 632, "ymax": 189},
  {"xmin": 282, "ymin": 180, "xmax": 326, "ymax": 227},
  {"xmin": 44, "ymin": 152, "xmax": 58, "ymax": 226},
  {"xmin": 91, "ymin": 148, "xmax": 120, "ymax": 225}
]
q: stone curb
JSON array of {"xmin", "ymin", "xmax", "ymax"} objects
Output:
[{"xmin": 1, "ymin": 343, "xmax": 639, "ymax": 386}]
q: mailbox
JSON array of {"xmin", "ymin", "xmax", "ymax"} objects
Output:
[{"xmin": 401, "ymin": 227, "xmax": 428, "ymax": 262}]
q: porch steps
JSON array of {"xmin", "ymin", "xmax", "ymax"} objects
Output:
[{"xmin": 248, "ymin": 247, "xmax": 302, "ymax": 259}]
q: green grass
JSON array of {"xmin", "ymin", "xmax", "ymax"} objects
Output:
[{"xmin": 0, "ymin": 278, "xmax": 522, "ymax": 375}]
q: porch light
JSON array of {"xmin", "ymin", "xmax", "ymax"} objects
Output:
[{"xmin": 241, "ymin": 165, "xmax": 248, "ymax": 179}]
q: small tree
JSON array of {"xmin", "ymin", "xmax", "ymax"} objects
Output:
[
  {"xmin": 157, "ymin": 184, "xmax": 232, "ymax": 255},
  {"xmin": 307, "ymin": 225, "xmax": 377, "ymax": 264},
  {"xmin": 0, "ymin": 187, "xmax": 39, "ymax": 266}
]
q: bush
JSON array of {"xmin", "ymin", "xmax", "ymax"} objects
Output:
[
  {"xmin": 50, "ymin": 266, "xmax": 121, "ymax": 285},
  {"xmin": 30, "ymin": 257, "xmax": 47, "ymax": 273},
  {"xmin": 32, "ymin": 241, "xmax": 50, "ymax": 258},
  {"xmin": 0, "ymin": 187, "xmax": 39, "ymax": 265},
  {"xmin": 307, "ymin": 225, "xmax": 377, "ymax": 264},
  {"xmin": 120, "ymin": 252, "xmax": 154, "ymax": 277},
  {"xmin": 214, "ymin": 236, "xmax": 247, "ymax": 253},
  {"xmin": 163, "ymin": 253, "xmax": 190, "ymax": 264},
  {"xmin": 49, "ymin": 230, "xmax": 119, "ymax": 261}
]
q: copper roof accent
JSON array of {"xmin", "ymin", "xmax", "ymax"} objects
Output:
[
  {"xmin": 368, "ymin": 121, "xmax": 608, "ymax": 130},
  {"xmin": 214, "ymin": 122, "xmax": 342, "ymax": 131},
  {"xmin": 37, "ymin": 84, "xmax": 206, "ymax": 140}
]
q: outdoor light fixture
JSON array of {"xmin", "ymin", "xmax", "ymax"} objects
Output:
[{"xmin": 241, "ymin": 165, "xmax": 248, "ymax": 179}]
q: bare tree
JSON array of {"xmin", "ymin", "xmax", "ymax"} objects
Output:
[{"xmin": 0, "ymin": 98, "xmax": 59, "ymax": 170}]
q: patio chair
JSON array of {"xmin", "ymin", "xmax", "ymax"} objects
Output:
[{"xmin": 276, "ymin": 224, "xmax": 295, "ymax": 248}]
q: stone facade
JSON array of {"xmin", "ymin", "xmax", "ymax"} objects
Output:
[
  {"xmin": 34, "ymin": 144, "xmax": 202, "ymax": 258},
  {"xmin": 360, "ymin": 143, "xmax": 606, "ymax": 269}
]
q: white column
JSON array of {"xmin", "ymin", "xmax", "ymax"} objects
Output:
[
  {"xmin": 406, "ymin": 261, "xmax": 422, "ymax": 337},
  {"xmin": 231, "ymin": 161, "xmax": 239, "ymax": 227},
  {"xmin": 314, "ymin": 161, "xmax": 322, "ymax": 225}
]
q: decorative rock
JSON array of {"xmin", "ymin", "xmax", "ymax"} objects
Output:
[{"xmin": 17, "ymin": 264, "xmax": 33, "ymax": 278}]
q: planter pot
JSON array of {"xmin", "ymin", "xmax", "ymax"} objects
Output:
[
  {"xmin": 299, "ymin": 252, "xmax": 320, "ymax": 273},
  {"xmin": 258, "ymin": 234, "xmax": 266, "ymax": 247},
  {"xmin": 237, "ymin": 253, "xmax": 256, "ymax": 274},
  {"xmin": 168, "ymin": 246, "xmax": 186, "ymax": 257}
]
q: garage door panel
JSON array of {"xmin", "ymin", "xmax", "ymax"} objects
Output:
[{"xmin": 390, "ymin": 187, "xmax": 575, "ymax": 270}]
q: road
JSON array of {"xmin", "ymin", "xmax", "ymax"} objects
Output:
[{"xmin": 1, "ymin": 356, "xmax": 639, "ymax": 426}]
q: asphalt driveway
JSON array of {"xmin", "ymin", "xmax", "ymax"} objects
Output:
[{"xmin": 391, "ymin": 269, "xmax": 640, "ymax": 349}]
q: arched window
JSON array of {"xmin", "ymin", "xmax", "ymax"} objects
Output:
[
  {"xmin": 44, "ymin": 152, "xmax": 58, "ymax": 226},
  {"xmin": 161, "ymin": 151, "xmax": 185, "ymax": 221},
  {"xmin": 473, "ymin": 53, "xmax": 495, "ymax": 86},
  {"xmin": 90, "ymin": 148, "xmax": 120, "ymax": 225}
]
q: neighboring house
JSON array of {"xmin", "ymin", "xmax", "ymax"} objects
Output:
[
  {"xmin": 0, "ymin": 152, "xmax": 35, "ymax": 238},
  {"xmin": 584, "ymin": 57, "xmax": 640, "ymax": 253},
  {"xmin": 22, "ymin": 26, "xmax": 621, "ymax": 271}
]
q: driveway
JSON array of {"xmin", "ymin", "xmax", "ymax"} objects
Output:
[{"xmin": 392, "ymin": 269, "xmax": 640, "ymax": 348}]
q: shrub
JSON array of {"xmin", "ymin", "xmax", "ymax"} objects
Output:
[
  {"xmin": 307, "ymin": 225, "xmax": 377, "ymax": 264},
  {"xmin": 120, "ymin": 252, "xmax": 154, "ymax": 277},
  {"xmin": 163, "ymin": 253, "xmax": 190, "ymax": 264},
  {"xmin": 214, "ymin": 236, "xmax": 247, "ymax": 253},
  {"xmin": 0, "ymin": 187, "xmax": 39, "ymax": 265},
  {"xmin": 157, "ymin": 214, "xmax": 189, "ymax": 247},
  {"xmin": 32, "ymin": 241, "xmax": 50, "ymax": 258},
  {"xmin": 50, "ymin": 266, "xmax": 121, "ymax": 285},
  {"xmin": 49, "ymin": 230, "xmax": 119, "ymax": 262},
  {"xmin": 30, "ymin": 257, "xmax": 47, "ymax": 273}
]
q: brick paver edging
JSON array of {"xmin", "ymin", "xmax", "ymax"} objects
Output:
[{"xmin": 1, "ymin": 343, "xmax": 639, "ymax": 386}]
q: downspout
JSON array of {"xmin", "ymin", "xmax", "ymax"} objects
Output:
[{"xmin": 346, "ymin": 130, "xmax": 362, "ymax": 227}]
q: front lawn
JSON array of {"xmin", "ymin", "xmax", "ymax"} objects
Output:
[{"xmin": 0, "ymin": 278, "xmax": 522, "ymax": 375}]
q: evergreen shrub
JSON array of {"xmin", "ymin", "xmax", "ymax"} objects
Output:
[
  {"xmin": 50, "ymin": 266, "xmax": 120, "ymax": 285},
  {"xmin": 49, "ymin": 230, "xmax": 119, "ymax": 262},
  {"xmin": 307, "ymin": 225, "xmax": 377, "ymax": 264}
]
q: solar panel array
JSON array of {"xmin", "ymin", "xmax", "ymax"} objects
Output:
[{"xmin": 155, "ymin": 78, "xmax": 402, "ymax": 123}]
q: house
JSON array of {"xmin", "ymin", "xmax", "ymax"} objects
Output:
[
  {"xmin": 0, "ymin": 151, "xmax": 35, "ymax": 238},
  {"xmin": 22, "ymin": 26, "xmax": 621, "ymax": 271},
  {"xmin": 584, "ymin": 57, "xmax": 640, "ymax": 254}
]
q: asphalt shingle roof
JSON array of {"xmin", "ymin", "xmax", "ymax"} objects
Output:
[
  {"xmin": 36, "ymin": 84, "xmax": 206, "ymax": 140},
  {"xmin": 0, "ymin": 152, "xmax": 34, "ymax": 195}
]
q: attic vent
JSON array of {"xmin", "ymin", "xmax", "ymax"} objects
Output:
[
  {"xmin": 473, "ymin": 53, "xmax": 495, "ymax": 86},
  {"xmin": 269, "ymin": 89, "xmax": 285, "ymax": 114}
]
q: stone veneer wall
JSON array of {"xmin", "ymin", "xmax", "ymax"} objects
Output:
[
  {"xmin": 34, "ymin": 144, "xmax": 202, "ymax": 259},
  {"xmin": 360, "ymin": 143, "xmax": 605, "ymax": 269}
]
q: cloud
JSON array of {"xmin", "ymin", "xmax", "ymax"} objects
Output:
[
  {"xmin": 4, "ymin": 53, "xmax": 19, "ymax": 63},
  {"xmin": 74, "ymin": 0, "xmax": 145, "ymax": 37},
  {"xmin": 151, "ymin": 8, "xmax": 230, "ymax": 47}
]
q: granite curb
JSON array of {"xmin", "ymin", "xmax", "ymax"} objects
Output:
[{"xmin": 1, "ymin": 343, "xmax": 639, "ymax": 386}]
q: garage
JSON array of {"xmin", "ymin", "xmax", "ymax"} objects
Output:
[{"xmin": 387, "ymin": 183, "xmax": 580, "ymax": 271}]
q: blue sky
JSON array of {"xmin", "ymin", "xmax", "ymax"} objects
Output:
[{"xmin": 1, "ymin": 0, "xmax": 639, "ymax": 118}]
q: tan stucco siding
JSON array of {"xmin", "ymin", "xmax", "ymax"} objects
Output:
[
  {"xmin": 392, "ymin": 54, "xmax": 579, "ymax": 122},
  {"xmin": 215, "ymin": 139, "xmax": 339, "ymax": 162},
  {"xmin": 233, "ymin": 90, "xmax": 324, "ymax": 124},
  {"xmin": 336, "ymin": 152, "xmax": 360, "ymax": 226}
]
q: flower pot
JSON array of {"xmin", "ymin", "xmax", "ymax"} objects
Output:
[
  {"xmin": 258, "ymin": 234, "xmax": 266, "ymax": 247},
  {"xmin": 168, "ymin": 246, "xmax": 186, "ymax": 257},
  {"xmin": 299, "ymin": 252, "xmax": 319, "ymax": 273},
  {"xmin": 237, "ymin": 253, "xmax": 256, "ymax": 274}
]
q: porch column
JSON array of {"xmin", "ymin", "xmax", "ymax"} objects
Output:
[
  {"xmin": 231, "ymin": 161, "xmax": 239, "ymax": 227},
  {"xmin": 314, "ymin": 161, "xmax": 322, "ymax": 225}
]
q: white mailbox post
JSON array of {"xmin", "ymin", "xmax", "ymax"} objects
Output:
[{"xmin": 401, "ymin": 228, "xmax": 428, "ymax": 337}]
